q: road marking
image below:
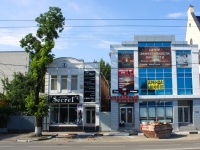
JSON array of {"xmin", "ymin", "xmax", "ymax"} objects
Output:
[
  {"xmin": 0, "ymin": 146, "xmax": 14, "ymax": 148},
  {"xmin": 99, "ymin": 136, "xmax": 105, "ymax": 141},
  {"xmin": 27, "ymin": 146, "xmax": 70, "ymax": 147},
  {"xmin": 77, "ymin": 135, "xmax": 82, "ymax": 142},
  {"xmin": 83, "ymin": 146, "xmax": 126, "ymax": 147},
  {"xmin": 139, "ymin": 144, "xmax": 181, "ymax": 146}
]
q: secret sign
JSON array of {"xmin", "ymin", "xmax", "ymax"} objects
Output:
[{"xmin": 49, "ymin": 95, "xmax": 79, "ymax": 103}]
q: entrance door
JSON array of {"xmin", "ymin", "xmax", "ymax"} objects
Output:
[
  {"xmin": 178, "ymin": 107, "xmax": 189, "ymax": 123},
  {"xmin": 86, "ymin": 109, "xmax": 95, "ymax": 126},
  {"xmin": 120, "ymin": 107, "xmax": 133, "ymax": 124}
]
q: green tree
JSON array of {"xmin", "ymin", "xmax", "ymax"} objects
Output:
[
  {"xmin": 2, "ymin": 72, "xmax": 35, "ymax": 112},
  {"xmin": 20, "ymin": 7, "xmax": 65, "ymax": 136},
  {"xmin": 99, "ymin": 58, "xmax": 111, "ymax": 81}
]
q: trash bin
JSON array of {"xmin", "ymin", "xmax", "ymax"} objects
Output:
[{"xmin": 140, "ymin": 122, "xmax": 173, "ymax": 139}]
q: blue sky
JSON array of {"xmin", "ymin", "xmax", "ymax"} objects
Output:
[{"xmin": 0, "ymin": 0, "xmax": 200, "ymax": 63}]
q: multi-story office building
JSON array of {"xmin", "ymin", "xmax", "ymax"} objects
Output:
[
  {"xmin": 44, "ymin": 57, "xmax": 109, "ymax": 132},
  {"xmin": 109, "ymin": 35, "xmax": 200, "ymax": 132}
]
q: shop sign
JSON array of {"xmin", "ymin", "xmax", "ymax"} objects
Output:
[
  {"xmin": 116, "ymin": 99, "xmax": 137, "ymax": 102},
  {"xmin": 49, "ymin": 95, "xmax": 79, "ymax": 103},
  {"xmin": 147, "ymin": 80, "xmax": 164, "ymax": 90},
  {"xmin": 106, "ymin": 95, "xmax": 138, "ymax": 102},
  {"xmin": 112, "ymin": 90, "xmax": 138, "ymax": 94},
  {"xmin": 84, "ymin": 71, "xmax": 96, "ymax": 102}
]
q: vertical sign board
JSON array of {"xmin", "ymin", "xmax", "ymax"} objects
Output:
[
  {"xmin": 84, "ymin": 71, "xmax": 96, "ymax": 102},
  {"xmin": 118, "ymin": 50, "xmax": 135, "ymax": 96}
]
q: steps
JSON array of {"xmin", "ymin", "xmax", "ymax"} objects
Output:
[
  {"xmin": 178, "ymin": 125, "xmax": 197, "ymax": 131},
  {"xmin": 118, "ymin": 125, "xmax": 138, "ymax": 135}
]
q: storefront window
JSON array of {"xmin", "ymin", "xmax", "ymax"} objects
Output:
[
  {"xmin": 50, "ymin": 104, "xmax": 78, "ymax": 125},
  {"xmin": 139, "ymin": 101, "xmax": 173, "ymax": 123}
]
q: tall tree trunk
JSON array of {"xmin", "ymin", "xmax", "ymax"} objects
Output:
[{"xmin": 34, "ymin": 77, "xmax": 42, "ymax": 136}]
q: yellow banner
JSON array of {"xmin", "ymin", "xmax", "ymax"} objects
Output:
[{"xmin": 147, "ymin": 80, "xmax": 164, "ymax": 90}]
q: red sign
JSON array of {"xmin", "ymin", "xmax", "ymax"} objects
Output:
[
  {"xmin": 118, "ymin": 68, "xmax": 134, "ymax": 76},
  {"xmin": 106, "ymin": 95, "xmax": 138, "ymax": 103}
]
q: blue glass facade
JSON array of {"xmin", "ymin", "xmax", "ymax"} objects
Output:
[
  {"xmin": 176, "ymin": 50, "xmax": 193, "ymax": 95},
  {"xmin": 139, "ymin": 68, "xmax": 172, "ymax": 95},
  {"xmin": 138, "ymin": 42, "xmax": 173, "ymax": 95}
]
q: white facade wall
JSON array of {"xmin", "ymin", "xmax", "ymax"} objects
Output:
[
  {"xmin": 0, "ymin": 51, "xmax": 30, "ymax": 94},
  {"xmin": 45, "ymin": 57, "xmax": 100, "ymax": 129},
  {"xmin": 185, "ymin": 6, "xmax": 200, "ymax": 49}
]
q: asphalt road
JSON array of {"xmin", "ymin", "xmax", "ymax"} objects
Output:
[
  {"xmin": 0, "ymin": 140, "xmax": 200, "ymax": 150},
  {"xmin": 1, "ymin": 135, "xmax": 200, "ymax": 150}
]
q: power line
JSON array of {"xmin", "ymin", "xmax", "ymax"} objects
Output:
[
  {"xmin": 0, "ymin": 25, "xmax": 199, "ymax": 29},
  {"xmin": 0, "ymin": 18, "xmax": 189, "ymax": 21}
]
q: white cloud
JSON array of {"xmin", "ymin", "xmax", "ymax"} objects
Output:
[
  {"xmin": 0, "ymin": 28, "xmax": 37, "ymax": 47},
  {"xmin": 67, "ymin": 2, "xmax": 81, "ymax": 12},
  {"xmin": 97, "ymin": 40, "xmax": 118, "ymax": 49},
  {"xmin": 167, "ymin": 12, "xmax": 187, "ymax": 18}
]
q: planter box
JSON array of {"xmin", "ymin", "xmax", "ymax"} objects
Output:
[{"xmin": 140, "ymin": 123, "xmax": 173, "ymax": 139}]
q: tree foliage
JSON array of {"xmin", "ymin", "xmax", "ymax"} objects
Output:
[
  {"xmin": 99, "ymin": 58, "xmax": 111, "ymax": 81},
  {"xmin": 2, "ymin": 72, "xmax": 35, "ymax": 112},
  {"xmin": 20, "ymin": 7, "xmax": 65, "ymax": 135},
  {"xmin": 25, "ymin": 91, "xmax": 49, "ymax": 118}
]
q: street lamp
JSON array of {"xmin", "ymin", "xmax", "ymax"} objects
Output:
[{"xmin": 0, "ymin": 70, "xmax": 5, "ymax": 94}]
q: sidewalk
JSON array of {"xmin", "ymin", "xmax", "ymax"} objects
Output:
[{"xmin": 0, "ymin": 130, "xmax": 200, "ymax": 142}]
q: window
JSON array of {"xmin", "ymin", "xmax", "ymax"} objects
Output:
[
  {"xmin": 61, "ymin": 75, "xmax": 68, "ymax": 90},
  {"xmin": 71, "ymin": 75, "xmax": 78, "ymax": 90},
  {"xmin": 139, "ymin": 68, "xmax": 172, "ymax": 95},
  {"xmin": 177, "ymin": 68, "xmax": 193, "ymax": 95},
  {"xmin": 139, "ymin": 101, "xmax": 173, "ymax": 123},
  {"xmin": 138, "ymin": 42, "xmax": 171, "ymax": 47},
  {"xmin": 51, "ymin": 75, "xmax": 57, "ymax": 90},
  {"xmin": 50, "ymin": 104, "xmax": 78, "ymax": 125}
]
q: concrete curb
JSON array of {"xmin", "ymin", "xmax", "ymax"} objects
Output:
[{"xmin": 15, "ymin": 131, "xmax": 200, "ymax": 141}]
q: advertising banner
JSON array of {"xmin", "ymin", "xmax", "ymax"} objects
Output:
[
  {"xmin": 118, "ymin": 75, "xmax": 134, "ymax": 96},
  {"xmin": 176, "ymin": 53, "xmax": 191, "ymax": 68},
  {"xmin": 84, "ymin": 71, "xmax": 96, "ymax": 102},
  {"xmin": 118, "ymin": 68, "xmax": 134, "ymax": 76},
  {"xmin": 147, "ymin": 80, "xmax": 164, "ymax": 90},
  {"xmin": 118, "ymin": 50, "xmax": 134, "ymax": 68},
  {"xmin": 138, "ymin": 47, "xmax": 171, "ymax": 68},
  {"xmin": 77, "ymin": 104, "xmax": 83, "ymax": 126}
]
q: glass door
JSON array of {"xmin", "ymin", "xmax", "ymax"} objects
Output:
[
  {"xmin": 178, "ymin": 107, "xmax": 189, "ymax": 123},
  {"xmin": 120, "ymin": 107, "xmax": 133, "ymax": 124},
  {"xmin": 86, "ymin": 109, "xmax": 95, "ymax": 126}
]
